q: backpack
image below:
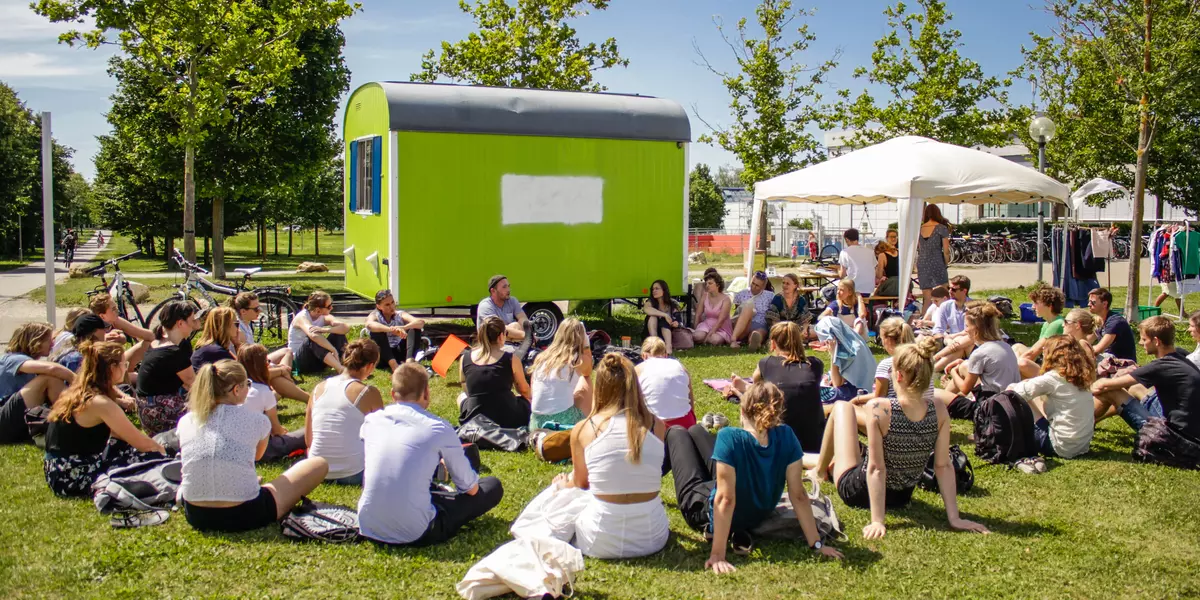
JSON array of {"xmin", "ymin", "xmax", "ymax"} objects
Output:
[
  {"xmin": 871, "ymin": 307, "xmax": 902, "ymax": 334},
  {"xmin": 1132, "ymin": 417, "xmax": 1200, "ymax": 470},
  {"xmin": 750, "ymin": 475, "xmax": 845, "ymax": 543},
  {"xmin": 280, "ymin": 498, "xmax": 361, "ymax": 543},
  {"xmin": 973, "ymin": 390, "xmax": 1038, "ymax": 465},
  {"xmin": 988, "ymin": 296, "xmax": 1014, "ymax": 318},
  {"xmin": 597, "ymin": 345, "xmax": 642, "ymax": 365},
  {"xmin": 92, "ymin": 458, "xmax": 182, "ymax": 514},
  {"xmin": 918, "ymin": 444, "xmax": 975, "ymax": 494}
]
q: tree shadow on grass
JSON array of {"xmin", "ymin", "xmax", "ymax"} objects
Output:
[{"xmin": 885, "ymin": 497, "xmax": 1064, "ymax": 538}]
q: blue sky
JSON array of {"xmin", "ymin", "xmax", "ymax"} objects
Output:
[{"xmin": 0, "ymin": 0, "xmax": 1056, "ymax": 180}]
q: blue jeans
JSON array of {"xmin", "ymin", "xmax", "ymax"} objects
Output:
[
  {"xmin": 1119, "ymin": 390, "xmax": 1164, "ymax": 432},
  {"xmin": 328, "ymin": 471, "xmax": 363, "ymax": 486},
  {"xmin": 1033, "ymin": 418, "xmax": 1057, "ymax": 457}
]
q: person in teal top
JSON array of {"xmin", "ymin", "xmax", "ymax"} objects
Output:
[
  {"xmin": 665, "ymin": 381, "xmax": 843, "ymax": 574},
  {"xmin": 1016, "ymin": 286, "xmax": 1066, "ymax": 380}
]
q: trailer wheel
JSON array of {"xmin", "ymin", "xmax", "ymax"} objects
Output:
[{"xmin": 524, "ymin": 302, "xmax": 563, "ymax": 343}]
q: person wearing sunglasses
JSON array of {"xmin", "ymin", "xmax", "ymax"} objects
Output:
[
  {"xmin": 231, "ymin": 292, "xmax": 307, "ymax": 402},
  {"xmin": 288, "ymin": 291, "xmax": 350, "ymax": 375},
  {"xmin": 929, "ymin": 276, "xmax": 974, "ymax": 374},
  {"xmin": 1086, "ymin": 288, "xmax": 1137, "ymax": 362},
  {"xmin": 730, "ymin": 271, "xmax": 775, "ymax": 350}
]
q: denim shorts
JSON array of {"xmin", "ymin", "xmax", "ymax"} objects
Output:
[{"xmin": 1033, "ymin": 418, "xmax": 1057, "ymax": 457}]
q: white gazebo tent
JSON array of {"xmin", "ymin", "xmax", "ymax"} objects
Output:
[{"xmin": 748, "ymin": 136, "xmax": 1071, "ymax": 304}]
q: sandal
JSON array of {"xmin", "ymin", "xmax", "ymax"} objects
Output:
[{"xmin": 731, "ymin": 530, "xmax": 754, "ymax": 556}]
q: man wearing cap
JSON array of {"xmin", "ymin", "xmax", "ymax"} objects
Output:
[
  {"xmin": 53, "ymin": 315, "xmax": 108, "ymax": 373},
  {"xmin": 478, "ymin": 275, "xmax": 535, "ymax": 358}
]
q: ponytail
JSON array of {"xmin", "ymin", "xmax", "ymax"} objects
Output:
[{"xmin": 187, "ymin": 360, "xmax": 247, "ymax": 425}]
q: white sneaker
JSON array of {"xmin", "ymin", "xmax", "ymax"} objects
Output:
[{"xmin": 701, "ymin": 413, "xmax": 730, "ymax": 432}]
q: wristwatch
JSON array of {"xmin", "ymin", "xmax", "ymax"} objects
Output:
[{"xmin": 810, "ymin": 540, "xmax": 823, "ymax": 551}]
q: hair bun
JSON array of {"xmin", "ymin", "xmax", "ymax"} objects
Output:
[{"xmin": 914, "ymin": 335, "xmax": 942, "ymax": 360}]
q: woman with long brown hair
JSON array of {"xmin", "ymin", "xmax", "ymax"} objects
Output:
[
  {"xmin": 191, "ymin": 307, "xmax": 240, "ymax": 370},
  {"xmin": 458, "ymin": 315, "xmax": 531, "ymax": 430},
  {"xmin": 307, "ymin": 339, "xmax": 384, "ymax": 485},
  {"xmin": 237, "ymin": 344, "xmax": 307, "ymax": 461},
  {"xmin": 179, "ymin": 360, "xmax": 327, "ymax": 532},
  {"xmin": 668, "ymin": 381, "xmax": 843, "ymax": 573},
  {"xmin": 552, "ymin": 354, "xmax": 668, "ymax": 558},
  {"xmin": 874, "ymin": 229, "xmax": 901, "ymax": 297},
  {"xmin": 1007, "ymin": 335, "xmax": 1096, "ymax": 459},
  {"xmin": 725, "ymin": 322, "xmax": 825, "ymax": 452},
  {"xmin": 43, "ymin": 341, "xmax": 165, "ymax": 497},
  {"xmin": 917, "ymin": 204, "xmax": 953, "ymax": 312}
]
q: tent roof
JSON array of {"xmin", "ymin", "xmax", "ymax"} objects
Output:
[
  {"xmin": 754, "ymin": 136, "xmax": 1070, "ymax": 205},
  {"xmin": 374, "ymin": 82, "xmax": 691, "ymax": 142}
]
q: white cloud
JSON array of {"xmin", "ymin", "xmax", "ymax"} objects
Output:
[
  {"xmin": 0, "ymin": 52, "xmax": 89, "ymax": 77},
  {"xmin": 0, "ymin": 3, "xmax": 93, "ymax": 42}
]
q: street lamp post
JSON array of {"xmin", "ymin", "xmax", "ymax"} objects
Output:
[{"xmin": 1029, "ymin": 115, "xmax": 1057, "ymax": 283}]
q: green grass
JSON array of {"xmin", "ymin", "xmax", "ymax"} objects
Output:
[
  {"xmin": 2, "ymin": 308, "xmax": 1199, "ymax": 598},
  {"xmin": 0, "ymin": 258, "xmax": 27, "ymax": 272},
  {"xmin": 77, "ymin": 230, "xmax": 345, "ymax": 274}
]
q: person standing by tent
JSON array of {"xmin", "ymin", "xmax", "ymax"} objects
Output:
[
  {"xmin": 837, "ymin": 228, "xmax": 875, "ymax": 297},
  {"xmin": 917, "ymin": 206, "xmax": 952, "ymax": 313}
]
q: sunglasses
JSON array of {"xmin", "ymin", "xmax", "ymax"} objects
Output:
[{"xmin": 754, "ymin": 271, "xmax": 767, "ymax": 280}]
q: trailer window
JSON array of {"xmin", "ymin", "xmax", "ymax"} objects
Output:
[{"xmin": 355, "ymin": 139, "xmax": 373, "ymax": 213}]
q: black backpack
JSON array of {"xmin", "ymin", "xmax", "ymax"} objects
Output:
[
  {"xmin": 973, "ymin": 390, "xmax": 1038, "ymax": 465},
  {"xmin": 988, "ymin": 296, "xmax": 1014, "ymax": 318},
  {"xmin": 918, "ymin": 445, "xmax": 975, "ymax": 494}
]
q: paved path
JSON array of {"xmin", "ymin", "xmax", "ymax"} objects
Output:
[{"xmin": 0, "ymin": 231, "xmax": 110, "ymax": 343}]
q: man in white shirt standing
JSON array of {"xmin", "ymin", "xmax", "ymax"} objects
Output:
[
  {"xmin": 837, "ymin": 228, "xmax": 876, "ymax": 297},
  {"xmin": 358, "ymin": 363, "xmax": 503, "ymax": 546}
]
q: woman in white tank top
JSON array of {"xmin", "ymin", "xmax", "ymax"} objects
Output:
[
  {"xmin": 529, "ymin": 318, "xmax": 593, "ymax": 429},
  {"xmin": 305, "ymin": 339, "xmax": 384, "ymax": 485},
  {"xmin": 542, "ymin": 354, "xmax": 669, "ymax": 559}
]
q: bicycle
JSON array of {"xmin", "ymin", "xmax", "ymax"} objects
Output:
[
  {"xmin": 84, "ymin": 251, "xmax": 151, "ymax": 329},
  {"xmin": 148, "ymin": 249, "xmax": 299, "ymax": 344}
]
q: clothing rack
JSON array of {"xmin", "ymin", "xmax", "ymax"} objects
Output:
[{"xmin": 1148, "ymin": 219, "xmax": 1196, "ymax": 321}]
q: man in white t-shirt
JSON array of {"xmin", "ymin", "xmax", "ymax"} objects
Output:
[{"xmin": 837, "ymin": 228, "xmax": 876, "ymax": 296}]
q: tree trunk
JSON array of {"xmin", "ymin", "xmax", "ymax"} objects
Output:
[
  {"xmin": 315, "ymin": 227, "xmax": 319, "ymax": 257},
  {"xmin": 1124, "ymin": 0, "xmax": 1153, "ymax": 323},
  {"xmin": 288, "ymin": 225, "xmax": 293, "ymax": 257},
  {"xmin": 165, "ymin": 237, "xmax": 175, "ymax": 269},
  {"xmin": 203, "ymin": 236, "xmax": 210, "ymax": 267},
  {"xmin": 213, "ymin": 197, "xmax": 226, "ymax": 279},
  {"xmin": 273, "ymin": 222, "xmax": 279, "ymax": 256},
  {"xmin": 183, "ymin": 143, "xmax": 196, "ymax": 262},
  {"xmin": 259, "ymin": 217, "xmax": 267, "ymax": 260}
]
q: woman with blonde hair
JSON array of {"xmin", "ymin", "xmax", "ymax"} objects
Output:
[
  {"xmin": 288, "ymin": 291, "xmax": 350, "ymax": 374},
  {"xmin": 548, "ymin": 354, "xmax": 669, "ymax": 558},
  {"xmin": 726, "ymin": 322, "xmax": 825, "ymax": 452},
  {"xmin": 668, "ymin": 381, "xmax": 843, "ymax": 573},
  {"xmin": 810, "ymin": 338, "xmax": 989, "ymax": 540},
  {"xmin": 529, "ymin": 317, "xmax": 593, "ymax": 429},
  {"xmin": 43, "ymin": 341, "xmax": 165, "ymax": 496},
  {"xmin": 459, "ymin": 316, "xmax": 531, "ymax": 429},
  {"xmin": 1063, "ymin": 308, "xmax": 1101, "ymax": 359},
  {"xmin": 0, "ymin": 322, "xmax": 75, "ymax": 443},
  {"xmin": 856, "ymin": 317, "xmax": 923, "ymax": 403},
  {"xmin": 50, "ymin": 307, "xmax": 90, "ymax": 356},
  {"xmin": 237, "ymin": 344, "xmax": 307, "ymax": 461},
  {"xmin": 942, "ymin": 303, "xmax": 1021, "ymax": 404},
  {"xmin": 817, "ymin": 279, "xmax": 870, "ymax": 340},
  {"xmin": 637, "ymin": 336, "xmax": 696, "ymax": 428},
  {"xmin": 307, "ymin": 339, "xmax": 384, "ymax": 484},
  {"xmin": 179, "ymin": 360, "xmax": 328, "ymax": 532},
  {"xmin": 191, "ymin": 307, "xmax": 240, "ymax": 370},
  {"xmin": 1007, "ymin": 335, "xmax": 1096, "ymax": 459}
]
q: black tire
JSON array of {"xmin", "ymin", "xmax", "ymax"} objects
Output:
[
  {"xmin": 523, "ymin": 302, "xmax": 563, "ymax": 343},
  {"xmin": 254, "ymin": 292, "xmax": 299, "ymax": 345}
]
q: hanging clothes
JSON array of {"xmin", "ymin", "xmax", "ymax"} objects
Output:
[
  {"xmin": 1173, "ymin": 229, "xmax": 1199, "ymax": 278},
  {"xmin": 1052, "ymin": 227, "xmax": 1098, "ymax": 309},
  {"xmin": 1091, "ymin": 228, "xmax": 1113, "ymax": 258}
]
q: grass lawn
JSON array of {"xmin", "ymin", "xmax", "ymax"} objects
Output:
[
  {"xmin": 77, "ymin": 230, "xmax": 345, "ymax": 274},
  {"xmin": 0, "ymin": 258, "xmax": 27, "ymax": 272},
  {"xmin": 1, "ymin": 306, "xmax": 1199, "ymax": 599}
]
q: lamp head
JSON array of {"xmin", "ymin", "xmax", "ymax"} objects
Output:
[{"xmin": 1029, "ymin": 115, "xmax": 1056, "ymax": 143}]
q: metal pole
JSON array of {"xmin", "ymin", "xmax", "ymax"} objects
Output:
[
  {"xmin": 41, "ymin": 112, "xmax": 55, "ymax": 326},
  {"xmin": 1037, "ymin": 137, "xmax": 1046, "ymax": 282}
]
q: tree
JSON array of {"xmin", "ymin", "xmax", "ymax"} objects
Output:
[
  {"xmin": 1017, "ymin": 0, "xmax": 1200, "ymax": 319},
  {"xmin": 714, "ymin": 165, "xmax": 745, "ymax": 189},
  {"xmin": 35, "ymin": 0, "xmax": 357, "ymax": 263},
  {"xmin": 413, "ymin": 0, "xmax": 628, "ymax": 91},
  {"xmin": 695, "ymin": 0, "xmax": 838, "ymax": 251},
  {"xmin": 0, "ymin": 83, "xmax": 39, "ymax": 249},
  {"xmin": 688, "ymin": 164, "xmax": 727, "ymax": 229},
  {"xmin": 831, "ymin": 0, "xmax": 1013, "ymax": 149}
]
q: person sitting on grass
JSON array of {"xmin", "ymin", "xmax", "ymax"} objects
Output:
[
  {"xmin": 667, "ymin": 381, "xmax": 844, "ymax": 574},
  {"xmin": 730, "ymin": 271, "xmax": 775, "ymax": 350},
  {"xmin": 43, "ymin": 341, "xmax": 165, "ymax": 497},
  {"xmin": 912, "ymin": 285, "xmax": 950, "ymax": 332},
  {"xmin": 50, "ymin": 308, "xmax": 91, "ymax": 357},
  {"xmin": 818, "ymin": 279, "xmax": 869, "ymax": 340},
  {"xmin": 365, "ymin": 289, "xmax": 424, "ymax": 370},
  {"xmin": 459, "ymin": 316, "xmax": 532, "ymax": 430},
  {"xmin": 306, "ymin": 339, "xmax": 384, "ymax": 485},
  {"xmin": 693, "ymin": 272, "xmax": 733, "ymax": 347},
  {"xmin": 929, "ymin": 276, "xmax": 973, "ymax": 372},
  {"xmin": 725, "ymin": 322, "xmax": 825, "ymax": 453},
  {"xmin": 637, "ymin": 337, "xmax": 696, "ymax": 429},
  {"xmin": 478, "ymin": 275, "xmax": 535, "ymax": 359},
  {"xmin": 0, "ymin": 323, "xmax": 75, "ymax": 444},
  {"xmin": 178, "ymin": 360, "xmax": 328, "ymax": 533},
  {"xmin": 529, "ymin": 318, "xmax": 593, "ymax": 429},
  {"xmin": 643, "ymin": 279, "xmax": 681, "ymax": 355},
  {"xmin": 554, "ymin": 354, "xmax": 669, "ymax": 559},
  {"xmin": 856, "ymin": 317, "xmax": 926, "ymax": 403},
  {"xmin": 939, "ymin": 303, "xmax": 1020, "ymax": 420},
  {"xmin": 288, "ymin": 291, "xmax": 349, "ymax": 375},
  {"xmin": 1091, "ymin": 316, "xmax": 1200, "ymax": 469},
  {"xmin": 1007, "ymin": 335, "xmax": 1096, "ymax": 460},
  {"xmin": 358, "ymin": 363, "xmax": 503, "ymax": 546},
  {"xmin": 809, "ymin": 338, "xmax": 990, "ymax": 540},
  {"xmin": 1088, "ymin": 287, "xmax": 1138, "ymax": 361},
  {"xmin": 52, "ymin": 314, "xmax": 109, "ymax": 373},
  {"xmin": 89, "ymin": 292, "xmax": 156, "ymax": 344},
  {"xmin": 191, "ymin": 307, "xmax": 239, "ymax": 370},
  {"xmin": 237, "ymin": 344, "xmax": 306, "ymax": 462},
  {"xmin": 1188, "ymin": 311, "xmax": 1200, "ymax": 369},
  {"xmin": 230, "ymin": 293, "xmax": 308, "ymax": 403},
  {"xmin": 1013, "ymin": 286, "xmax": 1066, "ymax": 380},
  {"xmin": 134, "ymin": 301, "xmax": 199, "ymax": 436},
  {"xmin": 1062, "ymin": 309, "xmax": 1101, "ymax": 360},
  {"xmin": 765, "ymin": 273, "xmax": 811, "ymax": 332}
]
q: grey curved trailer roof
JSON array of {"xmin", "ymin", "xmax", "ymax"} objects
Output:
[{"xmin": 377, "ymin": 82, "xmax": 691, "ymax": 142}]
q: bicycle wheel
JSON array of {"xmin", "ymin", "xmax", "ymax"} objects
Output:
[
  {"xmin": 146, "ymin": 293, "xmax": 202, "ymax": 329},
  {"xmin": 254, "ymin": 292, "xmax": 299, "ymax": 346},
  {"xmin": 1005, "ymin": 242, "xmax": 1025, "ymax": 262}
]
